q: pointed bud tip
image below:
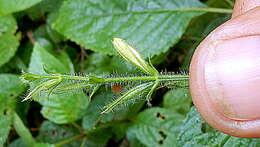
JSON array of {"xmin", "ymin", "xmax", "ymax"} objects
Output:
[
  {"xmin": 113, "ymin": 38, "xmax": 122, "ymax": 42},
  {"xmin": 112, "ymin": 38, "xmax": 124, "ymax": 45}
]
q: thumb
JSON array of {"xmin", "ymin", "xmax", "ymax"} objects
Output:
[
  {"xmin": 232, "ymin": 0, "xmax": 260, "ymax": 17},
  {"xmin": 189, "ymin": 1, "xmax": 260, "ymax": 138}
]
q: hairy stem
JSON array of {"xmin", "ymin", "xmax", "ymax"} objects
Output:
[{"xmin": 27, "ymin": 73, "xmax": 189, "ymax": 83}]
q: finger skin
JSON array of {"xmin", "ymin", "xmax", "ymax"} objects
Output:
[
  {"xmin": 189, "ymin": 7, "xmax": 260, "ymax": 138},
  {"xmin": 233, "ymin": 0, "xmax": 260, "ymax": 17}
]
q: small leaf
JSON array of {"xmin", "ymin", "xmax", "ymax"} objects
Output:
[
  {"xmin": 102, "ymin": 82, "xmax": 153, "ymax": 114},
  {"xmin": 113, "ymin": 38, "xmax": 158, "ymax": 75}
]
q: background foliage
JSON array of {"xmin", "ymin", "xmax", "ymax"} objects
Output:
[{"xmin": 1, "ymin": 0, "xmax": 259, "ymax": 146}]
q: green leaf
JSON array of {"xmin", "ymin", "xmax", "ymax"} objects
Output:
[
  {"xmin": 52, "ymin": 0, "xmax": 205, "ymax": 57},
  {"xmin": 0, "ymin": 0, "xmax": 43, "ymax": 15},
  {"xmin": 28, "ymin": 43, "xmax": 71, "ymax": 74},
  {"xmin": 0, "ymin": 34, "xmax": 20, "ymax": 68},
  {"xmin": 28, "ymin": 43, "xmax": 89, "ymax": 124},
  {"xmin": 177, "ymin": 107, "xmax": 260, "ymax": 147},
  {"xmin": 0, "ymin": 15, "xmax": 19, "ymax": 68},
  {"xmin": 128, "ymin": 107, "xmax": 184, "ymax": 147},
  {"xmin": 0, "ymin": 74, "xmax": 26, "ymax": 146},
  {"xmin": 163, "ymin": 88, "xmax": 192, "ymax": 115},
  {"xmin": 0, "ymin": 15, "xmax": 17, "ymax": 35},
  {"xmin": 0, "ymin": 74, "xmax": 26, "ymax": 98},
  {"xmin": 127, "ymin": 127, "xmax": 146, "ymax": 147},
  {"xmin": 39, "ymin": 92, "xmax": 89, "ymax": 124}
]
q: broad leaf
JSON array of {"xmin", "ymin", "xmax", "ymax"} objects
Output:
[
  {"xmin": 0, "ymin": 15, "xmax": 19, "ymax": 68},
  {"xmin": 52, "ymin": 0, "xmax": 205, "ymax": 57},
  {"xmin": 0, "ymin": 0, "xmax": 43, "ymax": 15},
  {"xmin": 0, "ymin": 74, "xmax": 26, "ymax": 146},
  {"xmin": 28, "ymin": 43, "xmax": 72, "ymax": 74},
  {"xmin": 28, "ymin": 43, "xmax": 89, "ymax": 124},
  {"xmin": 39, "ymin": 92, "xmax": 89, "ymax": 124},
  {"xmin": 177, "ymin": 107, "xmax": 260, "ymax": 147},
  {"xmin": 128, "ymin": 108, "xmax": 184, "ymax": 147}
]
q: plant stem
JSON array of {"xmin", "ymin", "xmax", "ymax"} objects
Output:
[{"xmin": 39, "ymin": 74, "xmax": 189, "ymax": 83}]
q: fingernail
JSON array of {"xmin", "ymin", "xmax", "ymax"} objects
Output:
[{"xmin": 204, "ymin": 36, "xmax": 260, "ymax": 120}]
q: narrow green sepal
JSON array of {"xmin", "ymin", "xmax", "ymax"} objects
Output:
[{"xmin": 101, "ymin": 82, "xmax": 153, "ymax": 114}]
